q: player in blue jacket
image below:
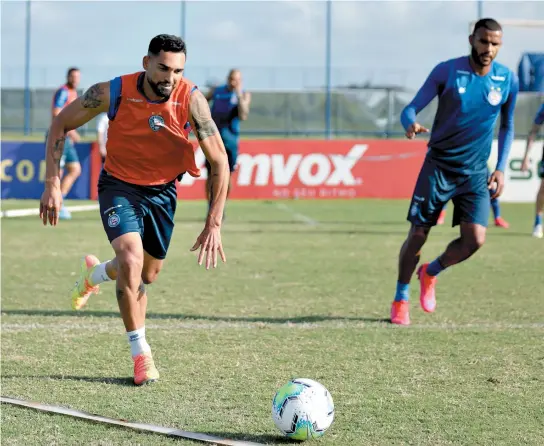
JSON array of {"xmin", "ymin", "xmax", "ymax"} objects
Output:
[{"xmin": 391, "ymin": 18, "xmax": 519, "ymax": 325}]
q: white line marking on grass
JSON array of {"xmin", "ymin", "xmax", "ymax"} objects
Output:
[
  {"xmin": 0, "ymin": 204, "xmax": 99, "ymax": 219},
  {"xmin": 274, "ymin": 203, "xmax": 318, "ymax": 226},
  {"xmin": 2, "ymin": 320, "xmax": 543, "ymax": 333},
  {"xmin": 0, "ymin": 396, "xmax": 264, "ymax": 446}
]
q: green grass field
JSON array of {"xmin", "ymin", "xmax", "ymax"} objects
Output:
[{"xmin": 1, "ymin": 199, "xmax": 543, "ymax": 445}]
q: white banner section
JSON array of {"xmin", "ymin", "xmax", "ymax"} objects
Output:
[{"xmin": 489, "ymin": 139, "xmax": 542, "ymax": 203}]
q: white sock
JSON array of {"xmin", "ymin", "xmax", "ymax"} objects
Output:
[
  {"xmin": 89, "ymin": 261, "xmax": 112, "ymax": 286},
  {"xmin": 127, "ymin": 327, "xmax": 151, "ymax": 357}
]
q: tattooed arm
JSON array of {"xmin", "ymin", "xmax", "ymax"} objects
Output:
[
  {"xmin": 44, "ymin": 82, "xmax": 110, "ymax": 183},
  {"xmin": 40, "ymin": 82, "xmax": 110, "ymax": 226},
  {"xmin": 187, "ymin": 88, "xmax": 229, "ymax": 228}
]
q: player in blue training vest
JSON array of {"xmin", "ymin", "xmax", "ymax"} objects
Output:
[
  {"xmin": 391, "ymin": 18, "xmax": 519, "ymax": 325},
  {"xmin": 521, "ymin": 103, "xmax": 544, "ymax": 238},
  {"xmin": 205, "ymin": 69, "xmax": 251, "ymax": 217}
]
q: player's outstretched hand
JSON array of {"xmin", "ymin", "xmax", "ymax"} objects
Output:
[
  {"xmin": 488, "ymin": 170, "xmax": 504, "ymax": 199},
  {"xmin": 190, "ymin": 225, "xmax": 226, "ymax": 270},
  {"xmin": 39, "ymin": 182, "xmax": 63, "ymax": 226},
  {"xmin": 405, "ymin": 123, "xmax": 429, "ymax": 139}
]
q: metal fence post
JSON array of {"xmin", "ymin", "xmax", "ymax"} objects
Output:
[{"xmin": 24, "ymin": 0, "xmax": 32, "ymax": 135}]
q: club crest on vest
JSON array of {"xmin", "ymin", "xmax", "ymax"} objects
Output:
[{"xmin": 149, "ymin": 115, "xmax": 165, "ymax": 132}]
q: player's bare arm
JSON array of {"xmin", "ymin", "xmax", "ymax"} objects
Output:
[
  {"xmin": 40, "ymin": 82, "xmax": 111, "ymax": 226},
  {"xmin": 98, "ymin": 129, "xmax": 108, "ymax": 157},
  {"xmin": 522, "ymin": 123, "xmax": 541, "ymax": 171},
  {"xmin": 188, "ymin": 88, "xmax": 230, "ymax": 269},
  {"xmin": 52, "ymin": 106, "xmax": 80, "ymax": 143},
  {"xmin": 237, "ymin": 91, "xmax": 251, "ymax": 121}
]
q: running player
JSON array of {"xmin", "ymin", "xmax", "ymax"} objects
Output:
[
  {"xmin": 521, "ymin": 102, "xmax": 544, "ymax": 238},
  {"xmin": 205, "ymin": 69, "xmax": 251, "ymax": 216},
  {"xmin": 39, "ymin": 34, "xmax": 230, "ymax": 384},
  {"xmin": 391, "ymin": 18, "xmax": 519, "ymax": 325},
  {"xmin": 50, "ymin": 67, "xmax": 82, "ymax": 220}
]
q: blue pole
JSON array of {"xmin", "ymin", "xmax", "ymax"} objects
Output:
[
  {"xmin": 24, "ymin": 0, "xmax": 31, "ymax": 135},
  {"xmin": 325, "ymin": 0, "xmax": 332, "ymax": 140},
  {"xmin": 477, "ymin": 0, "xmax": 483, "ymax": 19},
  {"xmin": 180, "ymin": 0, "xmax": 186, "ymax": 40}
]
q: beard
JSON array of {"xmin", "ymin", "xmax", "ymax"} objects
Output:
[
  {"xmin": 146, "ymin": 77, "xmax": 173, "ymax": 99},
  {"xmin": 471, "ymin": 46, "xmax": 492, "ymax": 66}
]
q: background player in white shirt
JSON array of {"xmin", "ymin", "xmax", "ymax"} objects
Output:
[{"xmin": 96, "ymin": 112, "xmax": 109, "ymax": 163}]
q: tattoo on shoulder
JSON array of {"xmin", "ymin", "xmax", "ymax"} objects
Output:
[
  {"xmin": 81, "ymin": 83, "xmax": 104, "ymax": 109},
  {"xmin": 191, "ymin": 91, "xmax": 218, "ymax": 141}
]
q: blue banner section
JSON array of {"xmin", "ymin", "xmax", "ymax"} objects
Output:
[{"xmin": 1, "ymin": 141, "xmax": 91, "ymax": 199}]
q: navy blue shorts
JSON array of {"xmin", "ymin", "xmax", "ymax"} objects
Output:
[
  {"xmin": 98, "ymin": 170, "xmax": 178, "ymax": 260},
  {"xmin": 407, "ymin": 157, "xmax": 490, "ymax": 228}
]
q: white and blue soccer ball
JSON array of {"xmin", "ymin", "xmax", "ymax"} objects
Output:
[{"xmin": 271, "ymin": 378, "xmax": 335, "ymax": 440}]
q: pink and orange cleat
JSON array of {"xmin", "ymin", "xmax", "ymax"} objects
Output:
[
  {"xmin": 437, "ymin": 210, "xmax": 447, "ymax": 225},
  {"xmin": 390, "ymin": 301, "xmax": 410, "ymax": 325},
  {"xmin": 417, "ymin": 263, "xmax": 437, "ymax": 313},
  {"xmin": 133, "ymin": 352, "xmax": 159, "ymax": 386},
  {"xmin": 71, "ymin": 255, "xmax": 101, "ymax": 310},
  {"xmin": 391, "ymin": 263, "xmax": 438, "ymax": 325},
  {"xmin": 494, "ymin": 217, "xmax": 509, "ymax": 228}
]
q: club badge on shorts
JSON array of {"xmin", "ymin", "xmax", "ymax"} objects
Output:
[
  {"xmin": 108, "ymin": 213, "xmax": 120, "ymax": 228},
  {"xmin": 487, "ymin": 87, "xmax": 502, "ymax": 106},
  {"xmin": 410, "ymin": 202, "xmax": 419, "ymax": 217},
  {"xmin": 148, "ymin": 114, "xmax": 165, "ymax": 132}
]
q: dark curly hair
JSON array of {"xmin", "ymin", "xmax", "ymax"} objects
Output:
[{"xmin": 148, "ymin": 34, "xmax": 187, "ymax": 57}]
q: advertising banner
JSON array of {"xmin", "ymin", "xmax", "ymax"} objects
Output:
[
  {"xmin": 176, "ymin": 140, "xmax": 428, "ymax": 200},
  {"xmin": 1, "ymin": 141, "xmax": 92, "ymax": 199}
]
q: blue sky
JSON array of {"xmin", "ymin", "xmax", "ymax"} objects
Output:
[{"xmin": 1, "ymin": 0, "xmax": 544, "ymax": 92}]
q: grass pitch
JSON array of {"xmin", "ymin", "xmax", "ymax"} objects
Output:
[{"xmin": 1, "ymin": 199, "xmax": 543, "ymax": 445}]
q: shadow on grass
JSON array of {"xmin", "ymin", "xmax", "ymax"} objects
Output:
[
  {"xmin": 204, "ymin": 431, "xmax": 295, "ymax": 444},
  {"xmin": 1, "ymin": 310, "xmax": 391, "ymax": 325},
  {"xmin": 1, "ymin": 374, "xmax": 133, "ymax": 387}
]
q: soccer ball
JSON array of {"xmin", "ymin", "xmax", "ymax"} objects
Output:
[{"xmin": 271, "ymin": 378, "xmax": 334, "ymax": 440}]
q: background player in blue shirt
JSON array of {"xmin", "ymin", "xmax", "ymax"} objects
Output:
[
  {"xmin": 206, "ymin": 69, "xmax": 251, "ymax": 218},
  {"xmin": 49, "ymin": 67, "xmax": 82, "ymax": 220},
  {"xmin": 391, "ymin": 18, "xmax": 519, "ymax": 325},
  {"xmin": 521, "ymin": 103, "xmax": 544, "ymax": 238}
]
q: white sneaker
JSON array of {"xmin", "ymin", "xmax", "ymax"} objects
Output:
[{"xmin": 533, "ymin": 224, "xmax": 543, "ymax": 239}]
